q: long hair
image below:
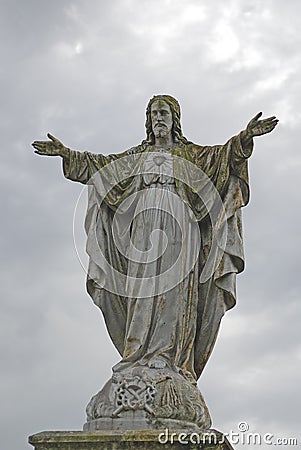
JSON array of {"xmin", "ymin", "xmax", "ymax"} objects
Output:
[{"xmin": 142, "ymin": 95, "xmax": 190, "ymax": 145}]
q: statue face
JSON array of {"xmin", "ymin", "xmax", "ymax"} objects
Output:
[{"xmin": 151, "ymin": 99, "xmax": 173, "ymax": 139}]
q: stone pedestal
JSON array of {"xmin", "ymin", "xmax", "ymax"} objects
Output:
[
  {"xmin": 29, "ymin": 430, "xmax": 234, "ymax": 449},
  {"xmin": 85, "ymin": 368, "xmax": 211, "ymax": 431}
]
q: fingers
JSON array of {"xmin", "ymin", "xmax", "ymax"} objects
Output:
[
  {"xmin": 32, "ymin": 133, "xmax": 60, "ymax": 144},
  {"xmin": 261, "ymin": 117, "xmax": 278, "ymax": 124},
  {"xmin": 33, "ymin": 147, "xmax": 49, "ymax": 155},
  {"xmin": 261, "ymin": 120, "xmax": 279, "ymax": 129},
  {"xmin": 32, "ymin": 133, "xmax": 63, "ymax": 156},
  {"xmin": 263, "ymin": 119, "xmax": 279, "ymax": 129},
  {"xmin": 32, "ymin": 141, "xmax": 45, "ymax": 150},
  {"xmin": 267, "ymin": 121, "xmax": 278, "ymax": 131},
  {"xmin": 247, "ymin": 112, "xmax": 263, "ymax": 129},
  {"xmin": 32, "ymin": 140, "xmax": 52, "ymax": 155},
  {"xmin": 253, "ymin": 113, "xmax": 278, "ymax": 124},
  {"xmin": 253, "ymin": 112, "xmax": 263, "ymax": 121},
  {"xmin": 47, "ymin": 132, "xmax": 59, "ymax": 142},
  {"xmin": 258, "ymin": 119, "xmax": 279, "ymax": 135},
  {"xmin": 263, "ymin": 116, "xmax": 276, "ymax": 121},
  {"xmin": 248, "ymin": 113, "xmax": 279, "ymax": 133}
]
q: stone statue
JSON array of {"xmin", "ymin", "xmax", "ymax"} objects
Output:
[{"xmin": 32, "ymin": 95, "xmax": 278, "ymax": 432}]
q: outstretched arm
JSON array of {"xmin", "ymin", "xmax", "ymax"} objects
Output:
[
  {"xmin": 240, "ymin": 112, "xmax": 279, "ymax": 147},
  {"xmin": 32, "ymin": 133, "xmax": 69, "ymax": 157},
  {"xmin": 32, "ymin": 132, "xmax": 131, "ymax": 185},
  {"xmin": 32, "ymin": 133, "xmax": 93, "ymax": 184},
  {"xmin": 225, "ymin": 112, "xmax": 279, "ymax": 182},
  {"xmin": 33, "ymin": 133, "xmax": 102, "ymax": 184}
]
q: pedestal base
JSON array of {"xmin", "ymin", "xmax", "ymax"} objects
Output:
[
  {"xmin": 84, "ymin": 413, "xmax": 202, "ymax": 432},
  {"xmin": 29, "ymin": 430, "xmax": 234, "ymax": 449},
  {"xmin": 85, "ymin": 367, "xmax": 211, "ymax": 431}
]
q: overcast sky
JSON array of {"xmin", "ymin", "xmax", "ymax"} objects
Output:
[{"xmin": 1, "ymin": 1, "xmax": 301, "ymax": 449}]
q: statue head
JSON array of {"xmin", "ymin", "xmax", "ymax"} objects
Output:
[{"xmin": 143, "ymin": 95, "xmax": 189, "ymax": 145}]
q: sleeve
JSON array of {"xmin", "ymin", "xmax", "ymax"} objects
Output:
[
  {"xmin": 230, "ymin": 132, "xmax": 254, "ymax": 166},
  {"xmin": 62, "ymin": 149, "xmax": 125, "ymax": 185}
]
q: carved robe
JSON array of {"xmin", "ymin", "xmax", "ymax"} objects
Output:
[{"xmin": 62, "ymin": 134, "xmax": 252, "ymax": 380}]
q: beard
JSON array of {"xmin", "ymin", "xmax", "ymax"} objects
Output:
[{"xmin": 153, "ymin": 124, "xmax": 169, "ymax": 138}]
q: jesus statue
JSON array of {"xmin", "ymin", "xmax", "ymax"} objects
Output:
[{"xmin": 32, "ymin": 95, "xmax": 277, "ymax": 432}]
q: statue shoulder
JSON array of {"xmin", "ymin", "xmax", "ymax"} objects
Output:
[
  {"xmin": 189, "ymin": 142, "xmax": 204, "ymax": 152},
  {"xmin": 118, "ymin": 144, "xmax": 146, "ymax": 157},
  {"xmin": 103, "ymin": 145, "xmax": 142, "ymax": 161},
  {"xmin": 189, "ymin": 142, "xmax": 226, "ymax": 156},
  {"xmin": 184, "ymin": 142, "xmax": 207, "ymax": 159}
]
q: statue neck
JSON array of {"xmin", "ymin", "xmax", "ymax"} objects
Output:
[{"xmin": 154, "ymin": 134, "xmax": 174, "ymax": 148}]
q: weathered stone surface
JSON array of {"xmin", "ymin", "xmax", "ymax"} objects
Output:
[
  {"xmin": 32, "ymin": 96, "xmax": 278, "ymax": 433},
  {"xmin": 84, "ymin": 367, "xmax": 211, "ymax": 431},
  {"xmin": 28, "ymin": 430, "xmax": 235, "ymax": 449}
]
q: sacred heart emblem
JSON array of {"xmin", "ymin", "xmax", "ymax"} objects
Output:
[{"xmin": 153, "ymin": 155, "xmax": 166, "ymax": 166}]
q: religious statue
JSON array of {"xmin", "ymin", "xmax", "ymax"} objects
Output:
[{"xmin": 32, "ymin": 95, "xmax": 278, "ymax": 432}]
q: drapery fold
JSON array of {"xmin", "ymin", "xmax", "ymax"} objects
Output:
[{"xmin": 62, "ymin": 134, "xmax": 252, "ymax": 380}]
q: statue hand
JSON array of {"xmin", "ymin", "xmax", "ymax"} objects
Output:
[
  {"xmin": 245, "ymin": 112, "xmax": 279, "ymax": 138},
  {"xmin": 32, "ymin": 133, "xmax": 68, "ymax": 157}
]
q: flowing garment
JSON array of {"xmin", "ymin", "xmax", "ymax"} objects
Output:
[{"xmin": 62, "ymin": 135, "xmax": 252, "ymax": 380}]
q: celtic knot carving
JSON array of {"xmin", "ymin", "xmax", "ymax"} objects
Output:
[{"xmin": 112, "ymin": 375, "xmax": 156, "ymax": 417}]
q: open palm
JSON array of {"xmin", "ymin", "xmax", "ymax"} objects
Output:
[
  {"xmin": 32, "ymin": 133, "xmax": 68, "ymax": 157},
  {"xmin": 247, "ymin": 112, "xmax": 278, "ymax": 137}
]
